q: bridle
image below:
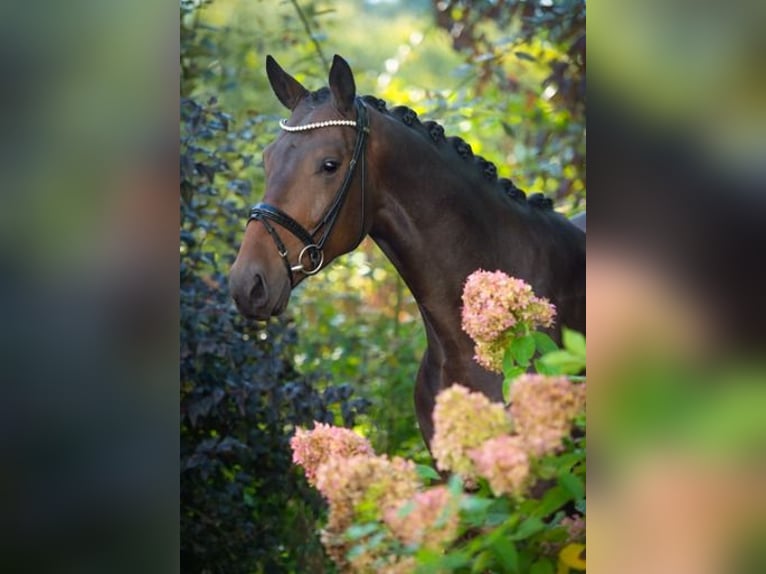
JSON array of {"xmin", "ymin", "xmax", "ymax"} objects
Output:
[{"xmin": 248, "ymin": 97, "xmax": 370, "ymax": 287}]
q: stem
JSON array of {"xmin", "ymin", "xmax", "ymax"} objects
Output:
[{"xmin": 288, "ymin": 0, "xmax": 331, "ymax": 73}]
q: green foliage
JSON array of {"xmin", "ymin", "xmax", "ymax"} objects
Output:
[
  {"xmin": 180, "ymin": 22, "xmax": 370, "ymax": 572},
  {"xmin": 334, "ymin": 330, "xmax": 586, "ymax": 573},
  {"xmin": 537, "ymin": 327, "xmax": 587, "ymax": 376}
]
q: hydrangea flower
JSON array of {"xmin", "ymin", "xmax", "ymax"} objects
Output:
[
  {"xmin": 461, "ymin": 270, "xmax": 556, "ymax": 372},
  {"xmin": 290, "ymin": 422, "xmax": 374, "ymax": 486},
  {"xmin": 431, "ymin": 384, "xmax": 512, "ymax": 476},
  {"xmin": 560, "ymin": 514, "xmax": 586, "ymax": 543},
  {"xmin": 509, "ymin": 374, "xmax": 585, "ymax": 457},
  {"xmin": 384, "ymin": 486, "xmax": 461, "ymax": 552},
  {"xmin": 469, "ymin": 435, "xmax": 531, "ymax": 497},
  {"xmin": 315, "ymin": 454, "xmax": 419, "ymax": 570}
]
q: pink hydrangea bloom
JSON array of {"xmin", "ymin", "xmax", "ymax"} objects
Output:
[
  {"xmin": 461, "ymin": 270, "xmax": 556, "ymax": 372},
  {"xmin": 461, "ymin": 270, "xmax": 556, "ymax": 341},
  {"xmin": 315, "ymin": 454, "xmax": 419, "ymax": 570},
  {"xmin": 509, "ymin": 374, "xmax": 585, "ymax": 457},
  {"xmin": 560, "ymin": 515, "xmax": 586, "ymax": 543},
  {"xmin": 290, "ymin": 422, "xmax": 374, "ymax": 486},
  {"xmin": 473, "ymin": 336, "xmax": 510, "ymax": 373},
  {"xmin": 384, "ymin": 486, "xmax": 461, "ymax": 552},
  {"xmin": 431, "ymin": 384, "xmax": 512, "ymax": 477},
  {"xmin": 469, "ymin": 435, "xmax": 531, "ymax": 497}
]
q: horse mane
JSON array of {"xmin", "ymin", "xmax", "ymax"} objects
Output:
[
  {"xmin": 357, "ymin": 94, "xmax": 555, "ymax": 212},
  {"xmin": 303, "ymin": 88, "xmax": 554, "ymax": 212}
]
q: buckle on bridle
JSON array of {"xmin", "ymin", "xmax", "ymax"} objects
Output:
[{"xmin": 291, "ymin": 244, "xmax": 324, "ymax": 275}]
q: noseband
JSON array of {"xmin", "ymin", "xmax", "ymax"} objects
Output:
[{"xmin": 248, "ymin": 98, "xmax": 370, "ymax": 286}]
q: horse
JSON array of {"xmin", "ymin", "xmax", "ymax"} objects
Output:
[{"xmin": 229, "ymin": 55, "xmax": 585, "ymax": 446}]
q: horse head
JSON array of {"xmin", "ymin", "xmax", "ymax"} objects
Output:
[{"xmin": 229, "ymin": 55, "xmax": 372, "ymax": 320}]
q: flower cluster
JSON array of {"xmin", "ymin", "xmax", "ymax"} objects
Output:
[
  {"xmin": 431, "ymin": 384, "xmax": 513, "ymax": 476},
  {"xmin": 469, "ymin": 435, "xmax": 530, "ymax": 497},
  {"xmin": 509, "ymin": 374, "xmax": 586, "ymax": 457},
  {"xmin": 315, "ymin": 454, "xmax": 419, "ymax": 571},
  {"xmin": 384, "ymin": 485, "xmax": 461, "ymax": 552},
  {"xmin": 560, "ymin": 514, "xmax": 586, "ymax": 543},
  {"xmin": 461, "ymin": 270, "xmax": 556, "ymax": 372},
  {"xmin": 290, "ymin": 422, "xmax": 374, "ymax": 486}
]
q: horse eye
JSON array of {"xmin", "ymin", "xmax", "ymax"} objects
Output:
[{"xmin": 322, "ymin": 159, "xmax": 340, "ymax": 174}]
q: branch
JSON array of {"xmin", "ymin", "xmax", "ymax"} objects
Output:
[{"xmin": 288, "ymin": 0, "xmax": 330, "ymax": 73}]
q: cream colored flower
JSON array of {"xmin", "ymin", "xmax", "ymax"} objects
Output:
[
  {"xmin": 509, "ymin": 374, "xmax": 585, "ymax": 457},
  {"xmin": 431, "ymin": 384, "xmax": 512, "ymax": 477},
  {"xmin": 290, "ymin": 422, "xmax": 374, "ymax": 486}
]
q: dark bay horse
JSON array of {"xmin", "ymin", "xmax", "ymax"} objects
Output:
[{"xmin": 230, "ymin": 55, "xmax": 585, "ymax": 445}]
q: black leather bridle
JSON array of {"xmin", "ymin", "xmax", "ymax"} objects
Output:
[{"xmin": 248, "ymin": 98, "xmax": 370, "ymax": 286}]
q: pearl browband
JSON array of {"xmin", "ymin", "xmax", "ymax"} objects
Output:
[{"xmin": 279, "ymin": 118, "xmax": 357, "ymax": 132}]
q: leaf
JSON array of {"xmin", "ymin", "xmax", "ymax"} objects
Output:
[
  {"xmin": 531, "ymin": 485, "xmax": 573, "ymax": 518},
  {"xmin": 415, "ymin": 464, "xmax": 441, "ymax": 482},
  {"xmin": 447, "ymin": 474, "xmax": 464, "ymax": 496},
  {"xmin": 471, "ymin": 550, "xmax": 493, "ymax": 573},
  {"xmin": 562, "ymin": 328, "xmax": 586, "ymax": 359},
  {"xmin": 503, "ymin": 345, "xmax": 516, "ymax": 373},
  {"xmin": 433, "ymin": 551, "xmax": 472, "ymax": 570},
  {"xmin": 510, "ymin": 516, "xmax": 545, "ymax": 541},
  {"xmin": 534, "ymin": 358, "xmax": 557, "ymax": 375},
  {"xmin": 530, "ymin": 558, "xmax": 555, "ymax": 574},
  {"xmin": 491, "ymin": 537, "xmax": 518, "ymax": 572},
  {"xmin": 532, "ymin": 331, "xmax": 559, "ymax": 354},
  {"xmin": 461, "ymin": 495, "xmax": 494, "ymax": 515},
  {"xmin": 538, "ymin": 351, "xmax": 584, "ymax": 375},
  {"xmin": 558, "ymin": 472, "xmax": 585, "ymax": 501},
  {"xmin": 345, "ymin": 523, "xmax": 379, "ymax": 541},
  {"xmin": 510, "ymin": 334, "xmax": 536, "ymax": 367},
  {"xmin": 502, "ymin": 367, "xmax": 525, "ymax": 403}
]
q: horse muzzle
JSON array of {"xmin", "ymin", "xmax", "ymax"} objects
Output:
[{"xmin": 229, "ymin": 261, "xmax": 290, "ymax": 320}]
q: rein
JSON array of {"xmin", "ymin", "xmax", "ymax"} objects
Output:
[{"xmin": 248, "ymin": 98, "xmax": 370, "ymax": 286}]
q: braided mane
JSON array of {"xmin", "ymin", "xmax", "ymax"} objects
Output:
[
  {"xmin": 358, "ymin": 94, "xmax": 554, "ymax": 211},
  {"xmin": 301, "ymin": 88, "xmax": 554, "ymax": 211}
]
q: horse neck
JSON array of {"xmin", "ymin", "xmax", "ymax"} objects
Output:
[{"xmin": 366, "ymin": 115, "xmax": 536, "ymax": 353}]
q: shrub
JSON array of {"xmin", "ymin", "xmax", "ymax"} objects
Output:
[
  {"xmin": 290, "ymin": 272, "xmax": 586, "ymax": 573},
  {"xmin": 180, "ymin": 93, "xmax": 369, "ymax": 573}
]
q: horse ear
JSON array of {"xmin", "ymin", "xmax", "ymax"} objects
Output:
[
  {"xmin": 328, "ymin": 55, "xmax": 356, "ymax": 113},
  {"xmin": 266, "ymin": 55, "xmax": 309, "ymax": 111}
]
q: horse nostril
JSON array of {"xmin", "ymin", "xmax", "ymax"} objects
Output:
[{"xmin": 249, "ymin": 273, "xmax": 268, "ymax": 308}]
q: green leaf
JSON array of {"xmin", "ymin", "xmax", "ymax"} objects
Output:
[
  {"xmin": 538, "ymin": 350, "xmax": 584, "ymax": 375},
  {"xmin": 510, "ymin": 334, "xmax": 536, "ymax": 367},
  {"xmin": 471, "ymin": 550, "xmax": 493, "ymax": 573},
  {"xmin": 485, "ymin": 498, "xmax": 513, "ymax": 526},
  {"xmin": 558, "ymin": 472, "xmax": 585, "ymax": 501},
  {"xmin": 415, "ymin": 464, "xmax": 441, "ymax": 482},
  {"xmin": 503, "ymin": 345, "xmax": 516, "ymax": 373},
  {"xmin": 531, "ymin": 485, "xmax": 573, "ymax": 518},
  {"xmin": 460, "ymin": 495, "xmax": 494, "ymax": 514},
  {"xmin": 447, "ymin": 474, "xmax": 464, "ymax": 497},
  {"xmin": 502, "ymin": 367, "xmax": 525, "ymax": 403},
  {"xmin": 510, "ymin": 516, "xmax": 545, "ymax": 541},
  {"xmin": 530, "ymin": 558, "xmax": 555, "ymax": 574},
  {"xmin": 534, "ymin": 358, "xmax": 557, "ymax": 375},
  {"xmin": 562, "ymin": 328, "xmax": 586, "ymax": 359},
  {"xmin": 345, "ymin": 522, "xmax": 379, "ymax": 540},
  {"xmin": 491, "ymin": 538, "xmax": 518, "ymax": 572},
  {"xmin": 533, "ymin": 331, "xmax": 559, "ymax": 354}
]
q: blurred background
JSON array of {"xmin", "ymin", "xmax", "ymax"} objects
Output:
[{"xmin": 588, "ymin": 0, "xmax": 766, "ymax": 572}]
